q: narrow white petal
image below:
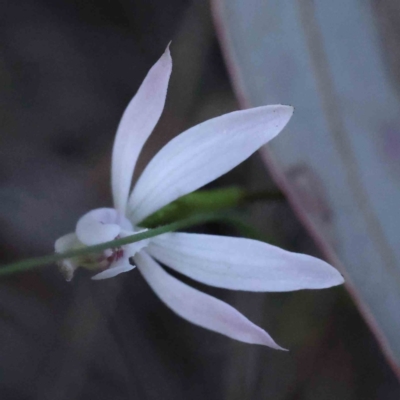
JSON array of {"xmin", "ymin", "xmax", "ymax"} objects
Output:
[
  {"xmin": 134, "ymin": 251, "xmax": 284, "ymax": 349},
  {"xmin": 91, "ymin": 260, "xmax": 135, "ymax": 280},
  {"xmin": 128, "ymin": 105, "xmax": 293, "ymax": 224},
  {"xmin": 112, "ymin": 45, "xmax": 172, "ymax": 214},
  {"xmin": 76, "ymin": 208, "xmax": 121, "ymax": 246},
  {"xmin": 147, "ymin": 233, "xmax": 344, "ymax": 292}
]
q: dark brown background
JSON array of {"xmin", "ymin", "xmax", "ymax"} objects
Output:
[{"xmin": 0, "ymin": 1, "xmax": 399, "ymax": 399}]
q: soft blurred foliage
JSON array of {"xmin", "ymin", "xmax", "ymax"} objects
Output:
[{"xmin": 0, "ymin": 1, "xmax": 399, "ymax": 399}]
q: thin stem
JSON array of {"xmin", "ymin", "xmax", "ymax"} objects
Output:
[
  {"xmin": 0, "ymin": 212, "xmax": 221, "ymax": 277},
  {"xmin": 0, "ymin": 187, "xmax": 285, "ymax": 277}
]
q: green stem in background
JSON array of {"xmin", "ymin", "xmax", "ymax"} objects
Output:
[
  {"xmin": 0, "ymin": 186, "xmax": 285, "ymax": 277},
  {"xmin": 141, "ymin": 186, "xmax": 284, "ymax": 228},
  {"xmin": 0, "ymin": 212, "xmax": 221, "ymax": 277}
]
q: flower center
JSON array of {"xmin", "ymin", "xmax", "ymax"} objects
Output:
[
  {"xmin": 104, "ymin": 238, "xmax": 125, "ymax": 267},
  {"xmin": 56, "ymin": 208, "xmax": 150, "ymax": 280}
]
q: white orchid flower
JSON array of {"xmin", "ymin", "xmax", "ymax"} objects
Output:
[{"xmin": 55, "ymin": 46, "xmax": 344, "ymax": 349}]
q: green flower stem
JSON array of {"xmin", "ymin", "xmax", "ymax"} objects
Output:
[
  {"xmin": 0, "ymin": 187, "xmax": 285, "ymax": 277},
  {"xmin": 0, "ymin": 212, "xmax": 221, "ymax": 277}
]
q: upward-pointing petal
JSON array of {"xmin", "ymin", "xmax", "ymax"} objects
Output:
[
  {"xmin": 128, "ymin": 105, "xmax": 293, "ymax": 224},
  {"xmin": 134, "ymin": 251, "xmax": 284, "ymax": 349},
  {"xmin": 112, "ymin": 45, "xmax": 172, "ymax": 214}
]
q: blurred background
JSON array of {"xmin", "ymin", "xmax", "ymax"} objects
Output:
[{"xmin": 0, "ymin": 1, "xmax": 399, "ymax": 399}]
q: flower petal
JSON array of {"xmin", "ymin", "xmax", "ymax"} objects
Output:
[
  {"xmin": 134, "ymin": 251, "xmax": 284, "ymax": 349},
  {"xmin": 55, "ymin": 232, "xmax": 80, "ymax": 253},
  {"xmin": 91, "ymin": 260, "xmax": 135, "ymax": 280},
  {"xmin": 112, "ymin": 45, "xmax": 172, "ymax": 214},
  {"xmin": 54, "ymin": 233, "xmax": 81, "ymax": 281},
  {"xmin": 76, "ymin": 208, "xmax": 121, "ymax": 246},
  {"xmin": 128, "ymin": 105, "xmax": 293, "ymax": 224},
  {"xmin": 147, "ymin": 233, "xmax": 344, "ymax": 292}
]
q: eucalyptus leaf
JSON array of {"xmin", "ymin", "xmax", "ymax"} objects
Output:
[{"xmin": 213, "ymin": 0, "xmax": 400, "ymax": 376}]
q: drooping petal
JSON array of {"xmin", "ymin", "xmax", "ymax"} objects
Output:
[
  {"xmin": 134, "ymin": 251, "xmax": 284, "ymax": 349},
  {"xmin": 76, "ymin": 208, "xmax": 121, "ymax": 246},
  {"xmin": 54, "ymin": 233, "xmax": 81, "ymax": 281},
  {"xmin": 112, "ymin": 45, "xmax": 172, "ymax": 214},
  {"xmin": 91, "ymin": 260, "xmax": 135, "ymax": 280},
  {"xmin": 128, "ymin": 105, "xmax": 293, "ymax": 224},
  {"xmin": 55, "ymin": 232, "xmax": 80, "ymax": 253},
  {"xmin": 147, "ymin": 233, "xmax": 344, "ymax": 292}
]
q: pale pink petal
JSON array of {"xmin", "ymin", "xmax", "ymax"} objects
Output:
[
  {"xmin": 91, "ymin": 260, "xmax": 135, "ymax": 280},
  {"xmin": 134, "ymin": 251, "xmax": 284, "ymax": 349},
  {"xmin": 112, "ymin": 45, "xmax": 172, "ymax": 214},
  {"xmin": 128, "ymin": 105, "xmax": 293, "ymax": 224},
  {"xmin": 147, "ymin": 233, "xmax": 344, "ymax": 292},
  {"xmin": 76, "ymin": 208, "xmax": 121, "ymax": 246}
]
